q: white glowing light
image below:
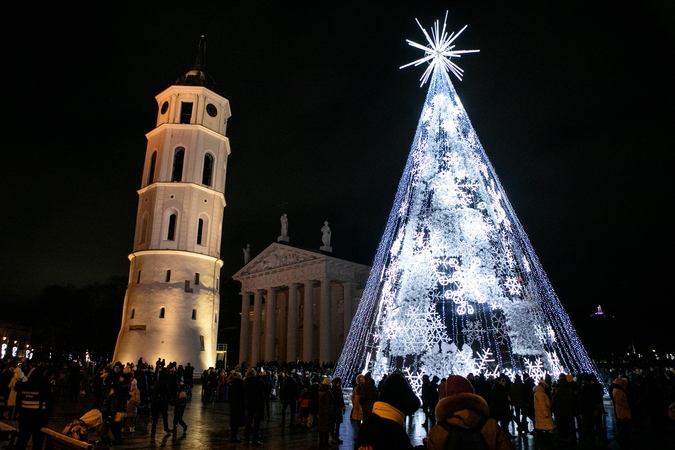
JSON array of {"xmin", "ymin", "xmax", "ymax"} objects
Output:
[
  {"xmin": 400, "ymin": 12, "xmax": 480, "ymax": 85},
  {"xmin": 334, "ymin": 15, "xmax": 602, "ymax": 390}
]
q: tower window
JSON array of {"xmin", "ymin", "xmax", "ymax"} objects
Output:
[
  {"xmin": 192, "ymin": 309, "xmax": 197, "ymax": 320},
  {"xmin": 130, "ymin": 309, "xmax": 135, "ymax": 319},
  {"xmin": 159, "ymin": 307, "xmax": 165, "ymax": 319},
  {"xmin": 180, "ymin": 102, "xmax": 193, "ymax": 124},
  {"xmin": 199, "ymin": 335, "xmax": 205, "ymax": 351},
  {"xmin": 197, "ymin": 219, "xmax": 204, "ymax": 245},
  {"xmin": 165, "ymin": 270, "xmax": 171, "ymax": 282},
  {"xmin": 172, "ymin": 147, "xmax": 184, "ymax": 182},
  {"xmin": 136, "ymin": 270, "xmax": 141, "ymax": 283},
  {"xmin": 215, "ymin": 313, "xmax": 217, "ymax": 324},
  {"xmin": 195, "ymin": 273, "xmax": 200, "ymax": 285},
  {"xmin": 202, "ymin": 153, "xmax": 214, "ymax": 186},
  {"xmin": 167, "ymin": 214, "xmax": 177, "ymax": 240},
  {"xmin": 139, "ymin": 215, "xmax": 148, "ymax": 245},
  {"xmin": 148, "ymin": 151, "xmax": 157, "ymax": 185}
]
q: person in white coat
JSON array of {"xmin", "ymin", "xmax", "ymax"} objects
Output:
[
  {"xmin": 533, "ymin": 380, "xmax": 555, "ymax": 435},
  {"xmin": 7, "ymin": 367, "xmax": 27, "ymax": 420}
]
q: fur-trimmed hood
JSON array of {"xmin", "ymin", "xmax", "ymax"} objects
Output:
[{"xmin": 435, "ymin": 393, "xmax": 490, "ymax": 430}]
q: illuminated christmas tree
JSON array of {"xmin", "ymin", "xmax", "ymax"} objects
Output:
[{"xmin": 335, "ymin": 15, "xmax": 601, "ymax": 389}]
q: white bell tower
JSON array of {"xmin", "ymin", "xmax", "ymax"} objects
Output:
[{"xmin": 114, "ymin": 37, "xmax": 231, "ymax": 370}]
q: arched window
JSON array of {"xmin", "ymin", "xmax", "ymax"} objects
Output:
[
  {"xmin": 197, "ymin": 218, "xmax": 204, "ymax": 245},
  {"xmin": 130, "ymin": 309, "xmax": 135, "ymax": 319},
  {"xmin": 202, "ymin": 153, "xmax": 214, "ymax": 186},
  {"xmin": 165, "ymin": 270, "xmax": 171, "ymax": 282},
  {"xmin": 159, "ymin": 307, "xmax": 165, "ymax": 319},
  {"xmin": 196, "ymin": 215, "xmax": 209, "ymax": 247},
  {"xmin": 148, "ymin": 151, "xmax": 157, "ymax": 185},
  {"xmin": 136, "ymin": 270, "xmax": 141, "ymax": 283},
  {"xmin": 171, "ymin": 147, "xmax": 185, "ymax": 182},
  {"xmin": 192, "ymin": 309, "xmax": 197, "ymax": 320},
  {"xmin": 215, "ymin": 313, "xmax": 217, "ymax": 324},
  {"xmin": 167, "ymin": 214, "xmax": 177, "ymax": 240},
  {"xmin": 139, "ymin": 214, "xmax": 148, "ymax": 244}
]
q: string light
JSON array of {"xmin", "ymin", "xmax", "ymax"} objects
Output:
[{"xmin": 334, "ymin": 15, "xmax": 601, "ymax": 388}]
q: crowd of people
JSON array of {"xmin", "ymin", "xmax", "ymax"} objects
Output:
[
  {"xmin": 0, "ymin": 357, "xmax": 196, "ymax": 448},
  {"xmin": 1, "ymin": 357, "xmax": 674, "ymax": 449}
]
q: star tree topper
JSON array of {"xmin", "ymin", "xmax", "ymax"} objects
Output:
[{"xmin": 400, "ymin": 12, "xmax": 479, "ymax": 86}]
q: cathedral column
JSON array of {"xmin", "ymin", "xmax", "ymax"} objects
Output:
[
  {"xmin": 239, "ymin": 292, "xmax": 252, "ymax": 364},
  {"xmin": 319, "ymin": 278, "xmax": 332, "ymax": 364},
  {"xmin": 303, "ymin": 280, "xmax": 315, "ymax": 362},
  {"xmin": 342, "ymin": 282, "xmax": 354, "ymax": 342},
  {"xmin": 264, "ymin": 287, "xmax": 277, "ymax": 362},
  {"xmin": 287, "ymin": 283, "xmax": 299, "ymax": 362},
  {"xmin": 251, "ymin": 289, "xmax": 264, "ymax": 364}
]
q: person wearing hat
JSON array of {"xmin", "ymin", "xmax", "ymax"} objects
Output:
[
  {"xmin": 425, "ymin": 375, "xmax": 513, "ymax": 450},
  {"xmin": 355, "ymin": 372, "xmax": 424, "ymax": 450}
]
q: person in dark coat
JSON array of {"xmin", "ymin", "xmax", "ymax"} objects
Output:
[
  {"xmin": 243, "ymin": 368, "xmax": 265, "ymax": 446},
  {"xmin": 105, "ymin": 366, "xmax": 130, "ymax": 445},
  {"xmin": 355, "ymin": 372, "xmax": 424, "ymax": 450},
  {"xmin": 14, "ymin": 365, "xmax": 54, "ymax": 450},
  {"xmin": 331, "ymin": 377, "xmax": 346, "ymax": 444},
  {"xmin": 228, "ymin": 371, "xmax": 245, "ymax": 443},
  {"xmin": 551, "ymin": 374, "xmax": 577, "ymax": 444},
  {"xmin": 490, "ymin": 375, "xmax": 514, "ymax": 438},
  {"xmin": 508, "ymin": 374, "xmax": 528, "ymax": 435},
  {"xmin": 280, "ymin": 371, "xmax": 299, "ymax": 427},
  {"xmin": 309, "ymin": 377, "xmax": 321, "ymax": 426},
  {"xmin": 359, "ymin": 372, "xmax": 378, "ymax": 418},
  {"xmin": 522, "ymin": 372, "xmax": 536, "ymax": 432},
  {"xmin": 150, "ymin": 369, "xmax": 172, "ymax": 436},
  {"xmin": 318, "ymin": 378, "xmax": 334, "ymax": 448}
]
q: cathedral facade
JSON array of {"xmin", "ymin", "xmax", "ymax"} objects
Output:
[{"xmin": 233, "ymin": 243, "xmax": 368, "ymax": 366}]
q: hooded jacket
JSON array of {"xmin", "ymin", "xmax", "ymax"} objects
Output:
[
  {"xmin": 427, "ymin": 393, "xmax": 513, "ymax": 450},
  {"xmin": 612, "ymin": 378, "xmax": 631, "ymax": 420},
  {"xmin": 533, "ymin": 383, "xmax": 554, "ymax": 431}
]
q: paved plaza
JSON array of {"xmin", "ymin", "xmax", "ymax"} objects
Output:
[{"xmin": 2, "ymin": 390, "xmax": 674, "ymax": 449}]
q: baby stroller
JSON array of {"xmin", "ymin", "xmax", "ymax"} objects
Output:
[{"xmin": 62, "ymin": 409, "xmax": 111, "ymax": 446}]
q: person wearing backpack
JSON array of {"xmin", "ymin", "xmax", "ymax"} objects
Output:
[{"xmin": 425, "ymin": 375, "xmax": 513, "ymax": 450}]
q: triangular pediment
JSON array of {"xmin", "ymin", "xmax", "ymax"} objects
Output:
[{"xmin": 233, "ymin": 243, "xmax": 324, "ymax": 278}]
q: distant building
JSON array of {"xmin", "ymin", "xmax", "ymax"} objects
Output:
[
  {"xmin": 233, "ymin": 242, "xmax": 368, "ymax": 365},
  {"xmin": 114, "ymin": 37, "xmax": 232, "ymax": 370}
]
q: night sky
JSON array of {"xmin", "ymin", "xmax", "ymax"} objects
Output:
[{"xmin": 2, "ymin": 2, "xmax": 673, "ymax": 352}]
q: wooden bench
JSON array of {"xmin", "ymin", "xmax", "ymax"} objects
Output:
[
  {"xmin": 0, "ymin": 421, "xmax": 18, "ymax": 449},
  {"xmin": 41, "ymin": 428, "xmax": 93, "ymax": 450}
]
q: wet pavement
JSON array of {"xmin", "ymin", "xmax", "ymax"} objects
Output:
[{"xmin": 3, "ymin": 390, "xmax": 674, "ymax": 449}]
